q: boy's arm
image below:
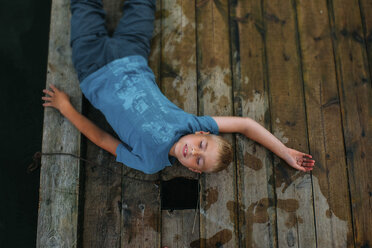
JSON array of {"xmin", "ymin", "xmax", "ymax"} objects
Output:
[
  {"xmin": 211, "ymin": 116, "xmax": 315, "ymax": 172},
  {"xmin": 42, "ymin": 84, "xmax": 120, "ymax": 156}
]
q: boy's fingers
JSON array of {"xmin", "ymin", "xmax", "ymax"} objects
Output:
[
  {"xmin": 304, "ymin": 158, "xmax": 315, "ymax": 162},
  {"xmin": 49, "ymin": 84, "xmax": 59, "ymax": 92},
  {"xmin": 303, "ymin": 159, "xmax": 315, "ymax": 163},
  {"xmin": 301, "ymin": 165, "xmax": 313, "ymax": 171},
  {"xmin": 42, "ymin": 96, "xmax": 52, "ymax": 101},
  {"xmin": 43, "ymin": 89, "xmax": 54, "ymax": 96},
  {"xmin": 293, "ymin": 163, "xmax": 306, "ymax": 172},
  {"xmin": 302, "ymin": 162, "xmax": 315, "ymax": 167}
]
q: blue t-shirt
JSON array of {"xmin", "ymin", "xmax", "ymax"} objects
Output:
[{"xmin": 80, "ymin": 55, "xmax": 219, "ymax": 174}]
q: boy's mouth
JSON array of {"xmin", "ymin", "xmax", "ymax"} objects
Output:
[{"xmin": 183, "ymin": 144, "xmax": 187, "ymax": 158}]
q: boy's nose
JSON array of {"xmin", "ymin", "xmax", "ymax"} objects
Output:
[{"xmin": 191, "ymin": 147, "xmax": 201, "ymax": 156}]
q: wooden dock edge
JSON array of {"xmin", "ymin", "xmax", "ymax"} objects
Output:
[{"xmin": 37, "ymin": 0, "xmax": 82, "ymax": 247}]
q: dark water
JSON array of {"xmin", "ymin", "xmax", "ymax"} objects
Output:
[{"xmin": 0, "ymin": 0, "xmax": 51, "ymax": 247}]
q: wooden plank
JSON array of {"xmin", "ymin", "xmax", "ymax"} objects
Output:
[
  {"xmin": 120, "ymin": 0, "xmax": 162, "ymax": 247},
  {"xmin": 230, "ymin": 0, "xmax": 277, "ymax": 247},
  {"xmin": 295, "ymin": 0, "xmax": 354, "ymax": 247},
  {"xmin": 263, "ymin": 0, "xmax": 316, "ymax": 247},
  {"xmin": 159, "ymin": 0, "xmax": 201, "ymax": 246},
  {"xmin": 81, "ymin": 1, "xmax": 124, "ymax": 246},
  {"xmin": 103, "ymin": 0, "xmax": 123, "ymax": 35},
  {"xmin": 196, "ymin": 0, "xmax": 238, "ymax": 247},
  {"xmin": 160, "ymin": 0, "xmax": 198, "ymax": 180},
  {"xmin": 82, "ymin": 108, "xmax": 122, "ymax": 248},
  {"xmin": 328, "ymin": 0, "xmax": 372, "ymax": 246},
  {"xmin": 162, "ymin": 210, "xmax": 200, "ymax": 248},
  {"xmin": 149, "ymin": 0, "xmax": 162, "ymax": 84},
  {"xmin": 120, "ymin": 172, "xmax": 161, "ymax": 247},
  {"xmin": 37, "ymin": 0, "xmax": 82, "ymax": 247},
  {"xmin": 359, "ymin": 0, "xmax": 372, "ymax": 77}
]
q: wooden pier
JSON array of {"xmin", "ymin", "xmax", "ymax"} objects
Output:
[{"xmin": 37, "ymin": 0, "xmax": 372, "ymax": 247}]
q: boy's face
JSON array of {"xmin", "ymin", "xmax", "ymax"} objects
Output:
[{"xmin": 172, "ymin": 132, "xmax": 219, "ymax": 173}]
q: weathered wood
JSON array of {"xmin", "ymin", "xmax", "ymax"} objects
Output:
[
  {"xmin": 103, "ymin": 0, "xmax": 123, "ymax": 35},
  {"xmin": 160, "ymin": 0, "xmax": 198, "ymax": 180},
  {"xmin": 296, "ymin": 0, "xmax": 354, "ymax": 247},
  {"xmin": 230, "ymin": 0, "xmax": 277, "ymax": 247},
  {"xmin": 161, "ymin": 0, "xmax": 197, "ymax": 113},
  {"xmin": 196, "ymin": 0, "xmax": 238, "ymax": 247},
  {"xmin": 120, "ymin": 172, "xmax": 161, "ymax": 247},
  {"xmin": 120, "ymin": 0, "xmax": 162, "ymax": 247},
  {"xmin": 328, "ymin": 0, "xmax": 372, "ymax": 246},
  {"xmin": 37, "ymin": 0, "xmax": 81, "ymax": 247},
  {"xmin": 359, "ymin": 0, "xmax": 372, "ymax": 78},
  {"xmin": 149, "ymin": 0, "xmax": 162, "ymax": 85},
  {"xmin": 81, "ymin": 1, "xmax": 124, "ymax": 246},
  {"xmin": 82, "ymin": 108, "xmax": 122, "ymax": 248},
  {"xmin": 162, "ymin": 210, "xmax": 200, "ymax": 248},
  {"xmin": 40, "ymin": 0, "xmax": 372, "ymax": 247},
  {"xmin": 159, "ymin": 1, "xmax": 201, "ymax": 246},
  {"xmin": 264, "ymin": 0, "xmax": 316, "ymax": 247}
]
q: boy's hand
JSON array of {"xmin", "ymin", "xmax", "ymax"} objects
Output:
[
  {"xmin": 42, "ymin": 84, "xmax": 71, "ymax": 113},
  {"xmin": 284, "ymin": 148, "xmax": 315, "ymax": 172}
]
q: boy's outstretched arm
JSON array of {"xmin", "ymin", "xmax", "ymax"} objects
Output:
[
  {"xmin": 212, "ymin": 116, "xmax": 315, "ymax": 172},
  {"xmin": 42, "ymin": 84, "xmax": 120, "ymax": 156}
]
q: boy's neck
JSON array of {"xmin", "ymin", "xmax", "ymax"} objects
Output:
[{"xmin": 169, "ymin": 141, "xmax": 177, "ymax": 157}]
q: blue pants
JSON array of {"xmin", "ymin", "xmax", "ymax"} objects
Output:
[{"xmin": 70, "ymin": 0, "xmax": 156, "ymax": 82}]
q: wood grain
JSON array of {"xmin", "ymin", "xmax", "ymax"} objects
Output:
[
  {"xmin": 159, "ymin": 1, "xmax": 201, "ymax": 246},
  {"xmin": 296, "ymin": 0, "xmax": 354, "ymax": 247},
  {"xmin": 230, "ymin": 0, "xmax": 277, "ymax": 247},
  {"xmin": 103, "ymin": 0, "xmax": 123, "ymax": 35},
  {"xmin": 196, "ymin": 0, "xmax": 238, "ymax": 247},
  {"xmin": 359, "ymin": 0, "xmax": 372, "ymax": 78},
  {"xmin": 40, "ymin": 0, "xmax": 372, "ymax": 247},
  {"xmin": 120, "ymin": 0, "xmax": 162, "ymax": 246},
  {"xmin": 82, "ymin": 108, "xmax": 122, "ymax": 248},
  {"xmin": 264, "ymin": 0, "xmax": 316, "ymax": 247},
  {"xmin": 162, "ymin": 210, "xmax": 200, "ymax": 248},
  {"xmin": 37, "ymin": 0, "xmax": 81, "ymax": 247},
  {"xmin": 160, "ymin": 0, "xmax": 198, "ymax": 180},
  {"xmin": 120, "ymin": 172, "xmax": 161, "ymax": 247},
  {"xmin": 149, "ymin": 0, "xmax": 162, "ymax": 85},
  {"xmin": 328, "ymin": 0, "xmax": 372, "ymax": 246}
]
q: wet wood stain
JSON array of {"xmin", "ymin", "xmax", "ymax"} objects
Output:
[{"xmin": 190, "ymin": 229, "xmax": 233, "ymax": 248}]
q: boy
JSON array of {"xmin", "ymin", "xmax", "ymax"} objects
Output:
[{"xmin": 42, "ymin": 0, "xmax": 315, "ymax": 174}]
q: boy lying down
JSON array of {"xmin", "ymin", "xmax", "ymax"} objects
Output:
[{"xmin": 42, "ymin": 0, "xmax": 315, "ymax": 174}]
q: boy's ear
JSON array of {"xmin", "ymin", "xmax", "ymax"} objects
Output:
[
  {"xmin": 188, "ymin": 168, "xmax": 202, "ymax": 174},
  {"xmin": 195, "ymin": 131, "xmax": 210, "ymax": 135}
]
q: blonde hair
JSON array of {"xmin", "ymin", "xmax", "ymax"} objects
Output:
[{"xmin": 209, "ymin": 135, "xmax": 233, "ymax": 172}]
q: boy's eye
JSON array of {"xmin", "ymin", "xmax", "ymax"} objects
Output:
[
  {"xmin": 197, "ymin": 157, "xmax": 203, "ymax": 166},
  {"xmin": 199, "ymin": 140, "xmax": 203, "ymax": 149}
]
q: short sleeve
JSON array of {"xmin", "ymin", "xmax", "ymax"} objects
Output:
[
  {"xmin": 116, "ymin": 143, "xmax": 158, "ymax": 174},
  {"xmin": 194, "ymin": 115, "xmax": 219, "ymax": 135}
]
